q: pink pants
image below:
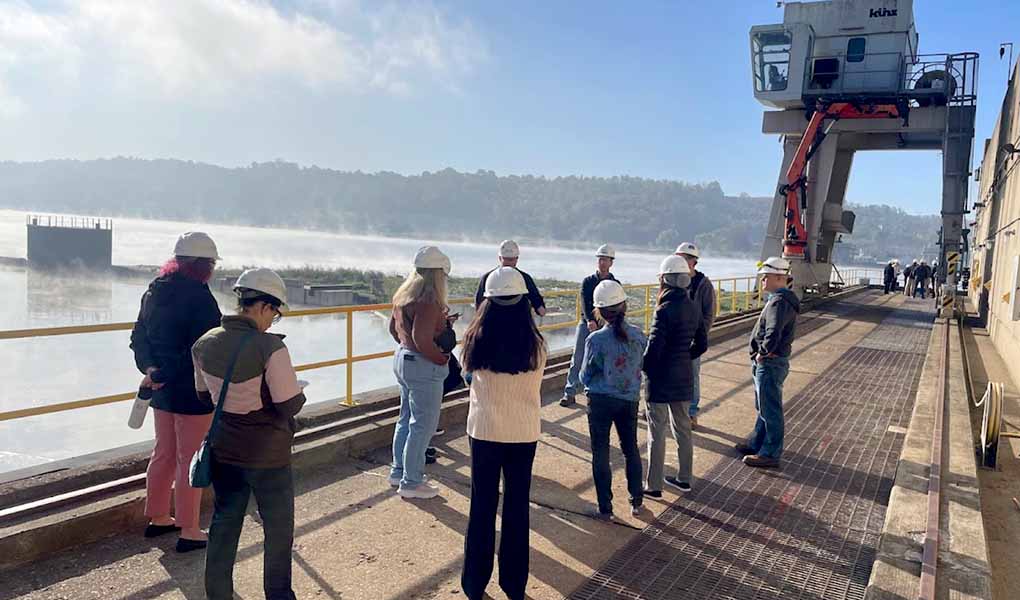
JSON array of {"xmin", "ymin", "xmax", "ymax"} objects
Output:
[{"xmin": 145, "ymin": 408, "xmax": 213, "ymax": 530}]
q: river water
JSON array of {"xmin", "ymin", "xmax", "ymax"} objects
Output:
[{"xmin": 0, "ymin": 208, "xmax": 777, "ymax": 473}]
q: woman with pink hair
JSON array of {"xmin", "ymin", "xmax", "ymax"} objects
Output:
[{"xmin": 130, "ymin": 232, "xmax": 223, "ymax": 552}]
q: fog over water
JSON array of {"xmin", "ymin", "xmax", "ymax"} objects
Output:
[{"xmin": 0, "ymin": 209, "xmax": 769, "ymax": 473}]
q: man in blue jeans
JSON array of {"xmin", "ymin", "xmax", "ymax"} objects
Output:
[
  {"xmin": 561, "ymin": 244, "xmax": 618, "ymax": 407},
  {"xmin": 736, "ymin": 257, "xmax": 800, "ymax": 468}
]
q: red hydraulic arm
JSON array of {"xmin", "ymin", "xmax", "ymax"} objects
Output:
[{"xmin": 780, "ymin": 101, "xmax": 904, "ymax": 259}]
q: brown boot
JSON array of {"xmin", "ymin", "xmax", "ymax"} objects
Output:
[{"xmin": 743, "ymin": 454, "xmax": 780, "ymax": 468}]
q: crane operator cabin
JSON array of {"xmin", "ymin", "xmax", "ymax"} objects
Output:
[{"xmin": 748, "ymin": 0, "xmax": 977, "ymax": 310}]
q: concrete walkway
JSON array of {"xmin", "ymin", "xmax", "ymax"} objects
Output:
[{"xmin": 4, "ymin": 291, "xmax": 911, "ymax": 600}]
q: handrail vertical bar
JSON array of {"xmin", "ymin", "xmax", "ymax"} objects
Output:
[
  {"xmin": 345, "ymin": 309, "xmax": 355, "ymax": 407},
  {"xmin": 644, "ymin": 285, "xmax": 652, "ymax": 333}
]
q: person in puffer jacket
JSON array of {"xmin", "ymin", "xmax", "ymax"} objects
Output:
[
  {"xmin": 736, "ymin": 257, "xmax": 801, "ymax": 469},
  {"xmin": 192, "ymin": 268, "xmax": 306, "ymax": 600},
  {"xmin": 130, "ymin": 231, "xmax": 222, "ymax": 552}
]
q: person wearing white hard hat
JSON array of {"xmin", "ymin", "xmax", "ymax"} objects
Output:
[
  {"xmin": 642, "ymin": 255, "xmax": 708, "ymax": 495},
  {"xmin": 675, "ymin": 242, "xmax": 716, "ymax": 429},
  {"xmin": 460, "ymin": 267, "xmax": 547, "ymax": 600},
  {"xmin": 474, "ymin": 240, "xmax": 547, "ymax": 317},
  {"xmin": 129, "ymin": 231, "xmax": 222, "ymax": 552},
  {"xmin": 192, "ymin": 267, "xmax": 306, "ymax": 598},
  {"xmin": 579, "ymin": 279, "xmax": 649, "ymax": 519},
  {"xmin": 387, "ymin": 246, "xmax": 452, "ymax": 499},
  {"xmin": 560, "ymin": 244, "xmax": 618, "ymax": 407},
  {"xmin": 735, "ymin": 257, "xmax": 800, "ymax": 469},
  {"xmin": 883, "ymin": 260, "xmax": 897, "ymax": 294},
  {"xmin": 904, "ymin": 259, "xmax": 919, "ymax": 297}
]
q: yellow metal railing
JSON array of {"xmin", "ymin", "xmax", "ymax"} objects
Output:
[{"xmin": 0, "ymin": 275, "xmax": 779, "ymax": 422}]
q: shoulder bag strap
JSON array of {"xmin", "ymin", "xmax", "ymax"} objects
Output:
[{"xmin": 207, "ymin": 330, "xmax": 256, "ymax": 441}]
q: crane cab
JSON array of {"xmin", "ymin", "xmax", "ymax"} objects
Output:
[{"xmin": 752, "ymin": 0, "xmax": 928, "ymax": 110}]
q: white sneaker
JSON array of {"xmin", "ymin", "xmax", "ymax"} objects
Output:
[
  {"xmin": 398, "ymin": 480, "xmax": 440, "ymax": 499},
  {"xmin": 389, "ymin": 473, "xmax": 430, "ymax": 487}
]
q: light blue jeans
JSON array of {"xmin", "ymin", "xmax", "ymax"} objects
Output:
[
  {"xmin": 391, "ymin": 347, "xmax": 448, "ymax": 487},
  {"xmin": 563, "ymin": 321, "xmax": 591, "ymax": 398},
  {"xmin": 688, "ymin": 357, "xmax": 702, "ymax": 417}
]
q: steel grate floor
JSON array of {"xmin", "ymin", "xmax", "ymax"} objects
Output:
[{"xmin": 571, "ymin": 298, "xmax": 934, "ymax": 600}]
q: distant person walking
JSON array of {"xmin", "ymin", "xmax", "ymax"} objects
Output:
[
  {"xmin": 675, "ymin": 242, "xmax": 715, "ymax": 429},
  {"xmin": 913, "ymin": 260, "xmax": 931, "ymax": 299},
  {"xmin": 642, "ymin": 256, "xmax": 708, "ymax": 494},
  {"xmin": 883, "ymin": 260, "xmax": 897, "ymax": 294},
  {"xmin": 474, "ymin": 240, "xmax": 547, "ymax": 316},
  {"xmin": 581, "ymin": 280, "xmax": 648, "ymax": 519},
  {"xmin": 560, "ymin": 244, "xmax": 618, "ymax": 408},
  {"xmin": 388, "ymin": 246, "xmax": 452, "ymax": 499},
  {"xmin": 460, "ymin": 267, "xmax": 547, "ymax": 600},
  {"xmin": 904, "ymin": 260, "xmax": 918, "ymax": 297},
  {"xmin": 130, "ymin": 232, "xmax": 222, "ymax": 552},
  {"xmin": 736, "ymin": 257, "xmax": 800, "ymax": 469},
  {"xmin": 193, "ymin": 268, "xmax": 306, "ymax": 600}
]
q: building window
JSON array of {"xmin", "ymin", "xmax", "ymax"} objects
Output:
[
  {"xmin": 753, "ymin": 30, "xmax": 792, "ymax": 92},
  {"xmin": 847, "ymin": 37, "xmax": 866, "ymax": 63}
]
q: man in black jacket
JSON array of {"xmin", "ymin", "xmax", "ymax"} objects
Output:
[
  {"xmin": 561, "ymin": 244, "xmax": 617, "ymax": 407},
  {"xmin": 474, "ymin": 240, "xmax": 546, "ymax": 316},
  {"xmin": 883, "ymin": 260, "xmax": 896, "ymax": 294},
  {"xmin": 736, "ymin": 257, "xmax": 800, "ymax": 468}
]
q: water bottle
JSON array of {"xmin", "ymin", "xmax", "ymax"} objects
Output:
[{"xmin": 128, "ymin": 386, "xmax": 153, "ymax": 429}]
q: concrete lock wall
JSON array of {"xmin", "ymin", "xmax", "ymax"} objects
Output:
[
  {"xmin": 26, "ymin": 225, "xmax": 113, "ymax": 269},
  {"xmin": 971, "ymin": 59, "xmax": 1020, "ymax": 393}
]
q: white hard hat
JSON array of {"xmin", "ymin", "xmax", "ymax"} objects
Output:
[
  {"xmin": 674, "ymin": 242, "xmax": 700, "ymax": 259},
  {"xmin": 234, "ymin": 268, "xmax": 288, "ymax": 311},
  {"xmin": 173, "ymin": 231, "xmax": 220, "ymax": 260},
  {"xmin": 758, "ymin": 256, "xmax": 791, "ymax": 276},
  {"xmin": 593, "ymin": 280, "xmax": 627, "ymax": 308},
  {"xmin": 659, "ymin": 255, "xmax": 691, "ymax": 275},
  {"xmin": 484, "ymin": 267, "xmax": 527, "ymax": 298},
  {"xmin": 595, "ymin": 244, "xmax": 616, "ymax": 259},
  {"xmin": 413, "ymin": 246, "xmax": 451, "ymax": 275},
  {"xmin": 498, "ymin": 240, "xmax": 520, "ymax": 258}
]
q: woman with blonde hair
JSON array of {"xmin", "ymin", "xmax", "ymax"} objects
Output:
[{"xmin": 388, "ymin": 246, "xmax": 452, "ymax": 499}]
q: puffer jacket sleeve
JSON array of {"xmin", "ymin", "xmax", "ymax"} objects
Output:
[
  {"xmin": 642, "ymin": 303, "xmax": 671, "ymax": 376},
  {"xmin": 130, "ymin": 289, "xmax": 156, "ymax": 374}
]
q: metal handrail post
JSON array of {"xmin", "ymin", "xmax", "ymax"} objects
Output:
[
  {"xmin": 345, "ymin": 310, "xmax": 355, "ymax": 407},
  {"xmin": 644, "ymin": 285, "xmax": 652, "ymax": 333}
]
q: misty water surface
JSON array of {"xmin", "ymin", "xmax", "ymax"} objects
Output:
[{"xmin": 0, "ymin": 209, "xmax": 803, "ymax": 472}]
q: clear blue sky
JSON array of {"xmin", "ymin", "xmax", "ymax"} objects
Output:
[{"xmin": 1, "ymin": 1, "xmax": 1018, "ymax": 215}]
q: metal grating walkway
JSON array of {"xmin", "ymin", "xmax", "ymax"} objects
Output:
[{"xmin": 571, "ymin": 299, "xmax": 934, "ymax": 600}]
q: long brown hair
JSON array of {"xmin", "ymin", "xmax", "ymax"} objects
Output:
[
  {"xmin": 595, "ymin": 302, "xmax": 628, "ymax": 342},
  {"xmin": 462, "ymin": 298, "xmax": 544, "ymax": 374}
]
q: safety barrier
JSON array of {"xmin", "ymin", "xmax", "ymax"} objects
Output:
[{"xmin": 1, "ymin": 270, "xmax": 877, "ymax": 421}]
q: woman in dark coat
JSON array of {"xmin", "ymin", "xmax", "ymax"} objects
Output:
[
  {"xmin": 130, "ymin": 232, "xmax": 222, "ymax": 552},
  {"xmin": 642, "ymin": 256, "xmax": 708, "ymax": 495}
]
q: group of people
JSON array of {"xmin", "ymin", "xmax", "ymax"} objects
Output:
[
  {"xmin": 131, "ymin": 232, "xmax": 305, "ymax": 600},
  {"xmin": 386, "ymin": 240, "xmax": 800, "ymax": 599},
  {"xmin": 882, "ymin": 258, "xmax": 938, "ymax": 299},
  {"xmin": 129, "ymin": 231, "xmax": 801, "ymax": 600}
]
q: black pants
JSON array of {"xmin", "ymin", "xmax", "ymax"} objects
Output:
[
  {"xmin": 206, "ymin": 457, "xmax": 296, "ymax": 600},
  {"xmin": 586, "ymin": 393, "xmax": 643, "ymax": 514},
  {"xmin": 884, "ymin": 279, "xmax": 894, "ymax": 294},
  {"xmin": 461, "ymin": 437, "xmax": 537, "ymax": 600}
]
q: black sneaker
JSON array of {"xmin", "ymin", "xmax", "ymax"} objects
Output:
[
  {"xmin": 425, "ymin": 446, "xmax": 438, "ymax": 458},
  {"xmin": 734, "ymin": 443, "xmax": 757, "ymax": 456},
  {"xmin": 643, "ymin": 489, "xmax": 663, "ymax": 498},
  {"xmin": 434, "ymin": 428, "xmax": 445, "ymax": 436},
  {"xmin": 559, "ymin": 396, "xmax": 576, "ymax": 407},
  {"xmin": 665, "ymin": 477, "xmax": 692, "ymax": 493},
  {"xmin": 590, "ymin": 509, "xmax": 614, "ymax": 522},
  {"xmin": 175, "ymin": 538, "xmax": 208, "ymax": 553},
  {"xmin": 144, "ymin": 523, "xmax": 180, "ymax": 538}
]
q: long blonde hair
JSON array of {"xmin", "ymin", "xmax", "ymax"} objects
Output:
[{"xmin": 392, "ymin": 267, "xmax": 448, "ymax": 308}]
